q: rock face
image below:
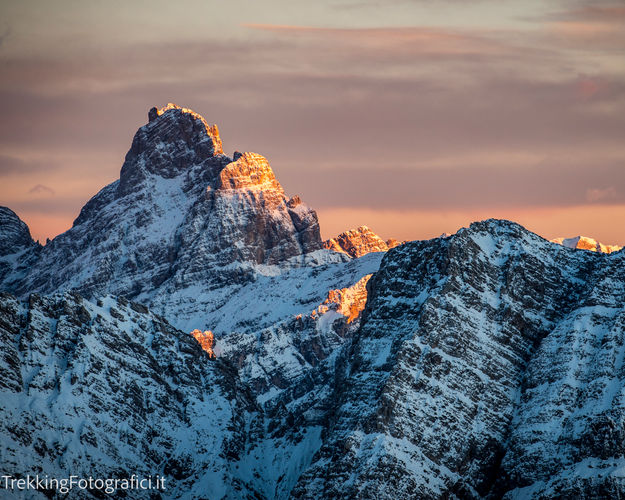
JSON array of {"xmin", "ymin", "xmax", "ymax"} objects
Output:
[
  {"xmin": 0, "ymin": 208, "xmax": 39, "ymax": 293},
  {"xmin": 1, "ymin": 104, "xmax": 625, "ymax": 499},
  {"xmin": 294, "ymin": 220, "xmax": 625, "ymax": 498},
  {"xmin": 552, "ymin": 235, "xmax": 621, "ymax": 254},
  {"xmin": 323, "ymin": 226, "xmax": 400, "ymax": 258},
  {"xmin": 0, "ymin": 207, "xmax": 36, "ymax": 255}
]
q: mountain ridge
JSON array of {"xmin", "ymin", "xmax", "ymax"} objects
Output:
[{"xmin": 1, "ymin": 104, "xmax": 624, "ymax": 499}]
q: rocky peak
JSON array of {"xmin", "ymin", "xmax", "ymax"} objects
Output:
[
  {"xmin": 551, "ymin": 235, "xmax": 621, "ymax": 254},
  {"xmin": 323, "ymin": 225, "xmax": 397, "ymax": 258},
  {"xmin": 216, "ymin": 152, "xmax": 283, "ymax": 192},
  {"xmin": 0, "ymin": 207, "xmax": 36, "ymax": 256},
  {"xmin": 4, "ymin": 104, "xmax": 329, "ymax": 313},
  {"xmin": 118, "ymin": 103, "xmax": 224, "ymax": 194},
  {"xmin": 149, "ymin": 103, "xmax": 223, "ymax": 155}
]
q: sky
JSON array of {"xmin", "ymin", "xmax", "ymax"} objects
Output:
[{"xmin": 0, "ymin": 0, "xmax": 624, "ymax": 244}]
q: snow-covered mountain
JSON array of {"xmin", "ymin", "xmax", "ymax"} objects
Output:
[
  {"xmin": 1, "ymin": 104, "xmax": 624, "ymax": 499},
  {"xmin": 1, "ymin": 104, "xmax": 353, "ymax": 332},
  {"xmin": 294, "ymin": 220, "xmax": 625, "ymax": 498}
]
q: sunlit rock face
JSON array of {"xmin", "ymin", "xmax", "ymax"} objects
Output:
[
  {"xmin": 315, "ymin": 273, "xmax": 372, "ymax": 324},
  {"xmin": 190, "ymin": 329, "xmax": 216, "ymax": 358},
  {"xmin": 552, "ymin": 235, "xmax": 622, "ymax": 254},
  {"xmin": 323, "ymin": 226, "xmax": 399, "ymax": 258}
]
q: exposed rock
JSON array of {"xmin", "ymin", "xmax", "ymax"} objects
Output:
[
  {"xmin": 315, "ymin": 273, "xmax": 372, "ymax": 324},
  {"xmin": 294, "ymin": 219, "xmax": 625, "ymax": 499},
  {"xmin": 216, "ymin": 152, "xmax": 282, "ymax": 191},
  {"xmin": 552, "ymin": 235, "xmax": 621, "ymax": 254},
  {"xmin": 385, "ymin": 237, "xmax": 402, "ymax": 249},
  {"xmin": 0, "ymin": 292, "xmax": 259, "ymax": 499},
  {"xmin": 0, "ymin": 207, "xmax": 36, "ymax": 256},
  {"xmin": 190, "ymin": 329, "xmax": 216, "ymax": 358},
  {"xmin": 323, "ymin": 226, "xmax": 396, "ymax": 258},
  {"xmin": 0, "ymin": 207, "xmax": 39, "ymax": 294}
]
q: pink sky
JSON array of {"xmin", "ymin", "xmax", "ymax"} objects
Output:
[{"xmin": 1, "ymin": 1, "xmax": 624, "ymax": 245}]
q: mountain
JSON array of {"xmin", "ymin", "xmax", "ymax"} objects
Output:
[
  {"xmin": 294, "ymin": 219, "xmax": 625, "ymax": 498},
  {"xmin": 323, "ymin": 226, "xmax": 401, "ymax": 258},
  {"xmin": 1, "ymin": 103, "xmax": 355, "ymax": 332},
  {"xmin": 1, "ymin": 105, "xmax": 624, "ymax": 499},
  {"xmin": 552, "ymin": 236, "xmax": 622, "ymax": 254}
]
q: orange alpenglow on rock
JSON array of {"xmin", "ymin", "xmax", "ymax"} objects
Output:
[
  {"xmin": 315, "ymin": 274, "xmax": 372, "ymax": 324},
  {"xmin": 190, "ymin": 329, "xmax": 216, "ymax": 359},
  {"xmin": 216, "ymin": 152, "xmax": 283, "ymax": 192},
  {"xmin": 323, "ymin": 226, "xmax": 401, "ymax": 258},
  {"xmin": 551, "ymin": 236, "xmax": 622, "ymax": 254}
]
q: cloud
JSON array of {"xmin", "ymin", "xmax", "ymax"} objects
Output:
[
  {"xmin": 585, "ymin": 187, "xmax": 616, "ymax": 203},
  {"xmin": 28, "ymin": 184, "xmax": 55, "ymax": 195},
  {"xmin": 0, "ymin": 154, "xmax": 58, "ymax": 174},
  {"xmin": 279, "ymin": 159, "xmax": 625, "ymax": 212},
  {"xmin": 539, "ymin": 3, "xmax": 625, "ymax": 50},
  {"xmin": 0, "ymin": 25, "xmax": 10, "ymax": 48},
  {"xmin": 1, "ymin": 4, "xmax": 624, "ymax": 243},
  {"xmin": 241, "ymin": 23, "xmax": 547, "ymax": 60}
]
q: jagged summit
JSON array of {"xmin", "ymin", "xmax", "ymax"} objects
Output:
[
  {"xmin": 148, "ymin": 102, "xmax": 223, "ymax": 153},
  {"xmin": 551, "ymin": 235, "xmax": 621, "ymax": 254},
  {"xmin": 324, "ymin": 225, "xmax": 400, "ymax": 258},
  {"xmin": 117, "ymin": 104, "xmax": 224, "ymax": 195}
]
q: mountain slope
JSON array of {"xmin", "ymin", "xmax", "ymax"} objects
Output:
[
  {"xmin": 293, "ymin": 220, "xmax": 625, "ymax": 498},
  {"xmin": 0, "ymin": 292, "xmax": 255, "ymax": 499},
  {"xmin": 0, "ymin": 207, "xmax": 40, "ymax": 294}
]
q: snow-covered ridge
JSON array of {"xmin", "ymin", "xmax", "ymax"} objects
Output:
[{"xmin": 295, "ymin": 219, "xmax": 625, "ymax": 498}]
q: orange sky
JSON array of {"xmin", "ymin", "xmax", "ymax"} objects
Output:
[{"xmin": 1, "ymin": 1, "xmax": 624, "ymax": 246}]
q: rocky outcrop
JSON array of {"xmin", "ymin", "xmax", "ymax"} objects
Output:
[
  {"xmin": 323, "ymin": 226, "xmax": 400, "ymax": 258},
  {"xmin": 0, "ymin": 208, "xmax": 39, "ymax": 294},
  {"xmin": 315, "ymin": 273, "xmax": 372, "ymax": 324},
  {"xmin": 190, "ymin": 329, "xmax": 216, "ymax": 358},
  {"xmin": 552, "ymin": 235, "xmax": 621, "ymax": 254}
]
